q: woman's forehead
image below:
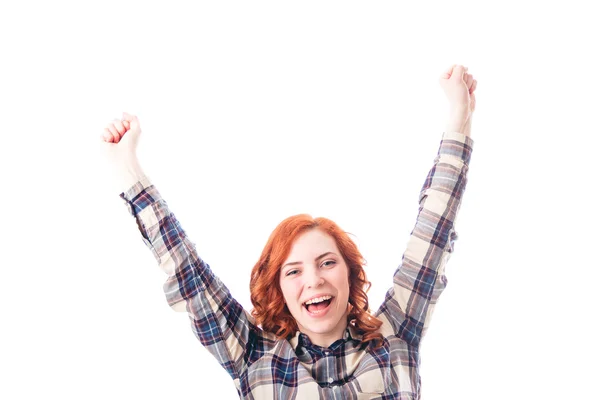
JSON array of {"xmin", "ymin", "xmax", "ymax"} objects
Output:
[{"xmin": 285, "ymin": 229, "xmax": 340, "ymax": 260}]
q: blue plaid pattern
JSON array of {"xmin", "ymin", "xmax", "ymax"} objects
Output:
[{"xmin": 119, "ymin": 131, "xmax": 473, "ymax": 399}]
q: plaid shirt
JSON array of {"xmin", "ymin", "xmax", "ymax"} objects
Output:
[{"xmin": 119, "ymin": 131, "xmax": 473, "ymax": 399}]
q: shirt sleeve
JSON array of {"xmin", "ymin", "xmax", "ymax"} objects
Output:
[
  {"xmin": 375, "ymin": 131, "xmax": 474, "ymax": 346},
  {"xmin": 119, "ymin": 176, "xmax": 256, "ymax": 381}
]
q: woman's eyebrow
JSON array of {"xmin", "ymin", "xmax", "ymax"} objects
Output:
[{"xmin": 282, "ymin": 252, "xmax": 336, "ymax": 269}]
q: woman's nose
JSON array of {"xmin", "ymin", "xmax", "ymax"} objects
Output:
[{"xmin": 306, "ymin": 271, "xmax": 325, "ymax": 288}]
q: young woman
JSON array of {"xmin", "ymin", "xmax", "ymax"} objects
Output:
[{"xmin": 101, "ymin": 64, "xmax": 477, "ymax": 399}]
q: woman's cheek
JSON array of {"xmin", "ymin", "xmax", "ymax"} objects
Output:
[
  {"xmin": 292, "ymin": 279, "xmax": 303, "ymax": 298},
  {"xmin": 281, "ymin": 280, "xmax": 301, "ymax": 307}
]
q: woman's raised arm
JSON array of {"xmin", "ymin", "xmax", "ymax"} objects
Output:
[
  {"xmin": 101, "ymin": 114, "xmax": 257, "ymax": 385},
  {"xmin": 375, "ymin": 65, "xmax": 477, "ymax": 346}
]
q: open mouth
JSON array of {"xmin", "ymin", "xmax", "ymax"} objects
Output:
[{"xmin": 303, "ymin": 296, "xmax": 334, "ymax": 315}]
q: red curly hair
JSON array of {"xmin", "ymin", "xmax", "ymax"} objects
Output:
[{"xmin": 250, "ymin": 214, "xmax": 383, "ymax": 347}]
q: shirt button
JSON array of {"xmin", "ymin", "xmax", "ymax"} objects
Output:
[{"xmin": 328, "ymin": 377, "xmax": 333, "ymax": 383}]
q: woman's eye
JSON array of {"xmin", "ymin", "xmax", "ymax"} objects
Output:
[
  {"xmin": 322, "ymin": 260, "xmax": 336, "ymax": 267},
  {"xmin": 286, "ymin": 270, "xmax": 299, "ymax": 276}
]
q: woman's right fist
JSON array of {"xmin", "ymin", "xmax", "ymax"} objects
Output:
[
  {"xmin": 100, "ymin": 112, "xmax": 141, "ymax": 156},
  {"xmin": 99, "ymin": 112, "xmax": 147, "ymax": 191},
  {"xmin": 102, "ymin": 118, "xmax": 129, "ymax": 143},
  {"xmin": 100, "ymin": 112, "xmax": 144, "ymax": 182}
]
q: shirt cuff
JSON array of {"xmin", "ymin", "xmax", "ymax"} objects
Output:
[
  {"xmin": 440, "ymin": 131, "xmax": 474, "ymax": 165},
  {"xmin": 118, "ymin": 175, "xmax": 155, "ymax": 216}
]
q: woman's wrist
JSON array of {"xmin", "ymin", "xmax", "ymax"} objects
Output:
[
  {"xmin": 462, "ymin": 118, "xmax": 472, "ymax": 137},
  {"xmin": 445, "ymin": 107, "xmax": 472, "ymax": 136},
  {"xmin": 119, "ymin": 158, "xmax": 147, "ymax": 193}
]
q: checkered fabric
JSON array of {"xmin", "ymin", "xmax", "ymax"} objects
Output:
[{"xmin": 119, "ymin": 131, "xmax": 474, "ymax": 399}]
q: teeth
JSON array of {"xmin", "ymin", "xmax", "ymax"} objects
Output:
[{"xmin": 304, "ymin": 295, "xmax": 332, "ymax": 305}]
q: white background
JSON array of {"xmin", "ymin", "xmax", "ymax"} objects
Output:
[{"xmin": 1, "ymin": 1, "xmax": 598, "ymax": 399}]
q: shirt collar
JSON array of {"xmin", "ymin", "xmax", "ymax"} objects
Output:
[{"xmin": 289, "ymin": 324, "xmax": 363, "ymax": 352}]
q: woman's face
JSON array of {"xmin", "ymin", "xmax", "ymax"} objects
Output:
[{"xmin": 279, "ymin": 229, "xmax": 350, "ymax": 348}]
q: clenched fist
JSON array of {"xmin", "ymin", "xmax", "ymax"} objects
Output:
[
  {"xmin": 101, "ymin": 112, "xmax": 141, "ymax": 154},
  {"xmin": 439, "ymin": 64, "xmax": 477, "ymax": 136},
  {"xmin": 439, "ymin": 64, "xmax": 477, "ymax": 115},
  {"xmin": 100, "ymin": 112, "xmax": 147, "ymax": 192}
]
